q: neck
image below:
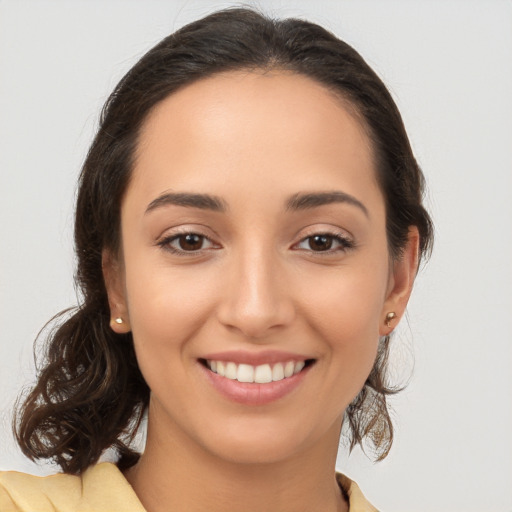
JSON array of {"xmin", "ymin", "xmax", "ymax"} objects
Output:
[{"xmin": 124, "ymin": 411, "xmax": 347, "ymax": 512}]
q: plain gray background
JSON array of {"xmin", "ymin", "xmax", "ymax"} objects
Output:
[{"xmin": 1, "ymin": 1, "xmax": 511, "ymax": 511}]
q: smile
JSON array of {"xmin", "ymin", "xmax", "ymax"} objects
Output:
[
  {"xmin": 205, "ymin": 360, "xmax": 307, "ymax": 383},
  {"xmin": 199, "ymin": 351, "xmax": 315, "ymax": 405}
]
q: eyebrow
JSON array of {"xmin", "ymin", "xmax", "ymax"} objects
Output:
[
  {"xmin": 145, "ymin": 192, "xmax": 228, "ymax": 214},
  {"xmin": 145, "ymin": 190, "xmax": 368, "ymax": 217},
  {"xmin": 285, "ymin": 191, "xmax": 368, "ymax": 217}
]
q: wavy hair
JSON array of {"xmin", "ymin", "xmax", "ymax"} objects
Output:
[{"xmin": 15, "ymin": 7, "xmax": 433, "ymax": 474}]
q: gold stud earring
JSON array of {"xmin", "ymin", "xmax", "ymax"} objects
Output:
[
  {"xmin": 385, "ymin": 312, "xmax": 397, "ymax": 328},
  {"xmin": 115, "ymin": 317, "xmax": 123, "ymax": 324}
]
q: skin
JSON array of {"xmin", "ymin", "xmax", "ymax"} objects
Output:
[{"xmin": 104, "ymin": 70, "xmax": 419, "ymax": 512}]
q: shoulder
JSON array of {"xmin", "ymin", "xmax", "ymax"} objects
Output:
[
  {"xmin": 0, "ymin": 462, "xmax": 146, "ymax": 512},
  {"xmin": 336, "ymin": 473, "xmax": 379, "ymax": 512},
  {"xmin": 0, "ymin": 468, "xmax": 82, "ymax": 511}
]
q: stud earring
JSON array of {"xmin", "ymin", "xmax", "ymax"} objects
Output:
[
  {"xmin": 115, "ymin": 317, "xmax": 123, "ymax": 324},
  {"xmin": 385, "ymin": 312, "xmax": 397, "ymax": 327}
]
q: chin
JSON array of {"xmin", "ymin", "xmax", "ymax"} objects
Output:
[
  {"xmin": 204, "ymin": 434, "xmax": 308, "ymax": 465},
  {"xmin": 192, "ymin": 414, "xmax": 339, "ymax": 467}
]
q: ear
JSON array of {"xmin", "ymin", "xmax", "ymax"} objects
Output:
[
  {"xmin": 379, "ymin": 227, "xmax": 420, "ymax": 335},
  {"xmin": 102, "ymin": 248, "xmax": 131, "ymax": 333}
]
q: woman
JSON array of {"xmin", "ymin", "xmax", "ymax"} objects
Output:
[{"xmin": 0, "ymin": 8, "xmax": 432, "ymax": 511}]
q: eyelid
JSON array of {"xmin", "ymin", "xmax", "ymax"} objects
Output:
[
  {"xmin": 155, "ymin": 226, "xmax": 221, "ymax": 255},
  {"xmin": 154, "ymin": 225, "xmax": 355, "ymax": 256},
  {"xmin": 291, "ymin": 227, "xmax": 355, "ymax": 253}
]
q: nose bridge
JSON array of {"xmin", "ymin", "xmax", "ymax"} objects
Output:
[{"xmin": 217, "ymin": 241, "xmax": 294, "ymax": 338}]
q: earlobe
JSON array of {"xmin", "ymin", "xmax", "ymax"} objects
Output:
[
  {"xmin": 109, "ymin": 315, "xmax": 131, "ymax": 333},
  {"xmin": 380, "ymin": 227, "xmax": 420, "ymax": 336},
  {"xmin": 102, "ymin": 249, "xmax": 131, "ymax": 333}
]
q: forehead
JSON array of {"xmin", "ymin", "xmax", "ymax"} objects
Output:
[
  {"xmin": 129, "ymin": 70, "xmax": 379, "ymax": 210},
  {"xmin": 137, "ymin": 69, "xmax": 369, "ymax": 154}
]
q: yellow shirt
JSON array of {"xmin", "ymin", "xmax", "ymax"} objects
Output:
[{"xmin": 0, "ymin": 462, "xmax": 377, "ymax": 511}]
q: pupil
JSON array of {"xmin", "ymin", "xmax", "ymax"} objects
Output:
[
  {"xmin": 310, "ymin": 235, "xmax": 332, "ymax": 251},
  {"xmin": 180, "ymin": 234, "xmax": 202, "ymax": 250}
]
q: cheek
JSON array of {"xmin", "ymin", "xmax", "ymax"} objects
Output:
[
  {"xmin": 121, "ymin": 266, "xmax": 223, "ymax": 416},
  {"xmin": 299, "ymin": 262, "xmax": 389, "ymax": 340},
  {"xmin": 122, "ymin": 260, "xmax": 220, "ymax": 366},
  {"xmin": 296, "ymin": 259, "xmax": 389, "ymax": 392}
]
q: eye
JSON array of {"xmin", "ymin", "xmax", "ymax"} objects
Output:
[
  {"xmin": 158, "ymin": 232, "xmax": 217, "ymax": 254},
  {"xmin": 175, "ymin": 233, "xmax": 207, "ymax": 251},
  {"xmin": 294, "ymin": 233, "xmax": 354, "ymax": 253}
]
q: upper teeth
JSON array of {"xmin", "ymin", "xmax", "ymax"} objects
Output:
[{"xmin": 207, "ymin": 360, "xmax": 306, "ymax": 383}]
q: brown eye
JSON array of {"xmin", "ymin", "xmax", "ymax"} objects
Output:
[
  {"xmin": 294, "ymin": 232, "xmax": 354, "ymax": 254},
  {"xmin": 177, "ymin": 233, "xmax": 204, "ymax": 251},
  {"xmin": 308, "ymin": 235, "xmax": 333, "ymax": 251},
  {"xmin": 158, "ymin": 231, "xmax": 218, "ymax": 255}
]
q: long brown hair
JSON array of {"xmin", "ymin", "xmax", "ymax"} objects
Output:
[{"xmin": 15, "ymin": 7, "xmax": 433, "ymax": 475}]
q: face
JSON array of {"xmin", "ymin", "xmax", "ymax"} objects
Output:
[{"xmin": 106, "ymin": 70, "xmax": 415, "ymax": 466}]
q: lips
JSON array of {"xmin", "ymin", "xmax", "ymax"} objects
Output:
[{"xmin": 199, "ymin": 351, "xmax": 315, "ymax": 405}]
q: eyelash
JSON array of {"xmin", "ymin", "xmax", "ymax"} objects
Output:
[
  {"xmin": 156, "ymin": 232, "xmax": 217, "ymax": 255},
  {"xmin": 156, "ymin": 230, "xmax": 355, "ymax": 256},
  {"xmin": 293, "ymin": 231, "xmax": 355, "ymax": 254}
]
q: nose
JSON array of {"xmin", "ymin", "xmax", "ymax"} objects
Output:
[{"xmin": 216, "ymin": 247, "xmax": 295, "ymax": 339}]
